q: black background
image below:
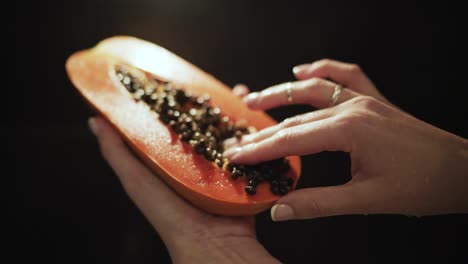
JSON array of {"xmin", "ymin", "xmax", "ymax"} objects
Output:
[{"xmin": 9, "ymin": 1, "xmax": 468, "ymax": 263}]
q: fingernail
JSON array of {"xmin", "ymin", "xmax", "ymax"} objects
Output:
[
  {"xmin": 88, "ymin": 117, "xmax": 99, "ymax": 136},
  {"xmin": 271, "ymin": 204, "xmax": 294, "ymax": 221},
  {"xmin": 243, "ymin": 92, "xmax": 259, "ymax": 105},
  {"xmin": 223, "ymin": 147, "xmax": 241, "ymax": 159},
  {"xmin": 292, "ymin": 64, "xmax": 308, "ymax": 75},
  {"xmin": 223, "ymin": 137, "xmax": 239, "ymax": 149}
]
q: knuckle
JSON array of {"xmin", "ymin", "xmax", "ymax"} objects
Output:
[
  {"xmin": 335, "ymin": 110, "xmax": 370, "ymax": 131},
  {"xmin": 282, "ymin": 116, "xmax": 303, "ymax": 127},
  {"xmin": 336, "ymin": 97, "xmax": 384, "ymax": 130},
  {"xmin": 304, "ymin": 199, "xmax": 325, "ymax": 218},
  {"xmin": 349, "ymin": 95, "xmax": 383, "ymax": 112},
  {"xmin": 303, "ymin": 77, "xmax": 323, "ymax": 89},
  {"xmin": 273, "ymin": 128, "xmax": 294, "ymax": 146},
  {"xmin": 314, "ymin": 58, "xmax": 333, "ymax": 69},
  {"xmin": 308, "ymin": 77, "xmax": 322, "ymax": 85},
  {"xmin": 348, "ymin": 63, "xmax": 363, "ymax": 75},
  {"xmin": 334, "ymin": 113, "xmax": 360, "ymax": 130}
]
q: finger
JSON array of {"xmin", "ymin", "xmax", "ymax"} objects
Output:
[
  {"xmin": 224, "ymin": 117, "xmax": 350, "ymax": 164},
  {"xmin": 292, "ymin": 59, "xmax": 389, "ymax": 102},
  {"xmin": 271, "ymin": 183, "xmax": 369, "ymax": 220},
  {"xmin": 223, "ymin": 107, "xmax": 334, "ymax": 149},
  {"xmin": 293, "ymin": 59, "xmax": 374, "ymax": 93},
  {"xmin": 232, "ymin": 83, "xmax": 250, "ymax": 98},
  {"xmin": 243, "ymin": 78, "xmax": 359, "ymax": 110},
  {"xmin": 88, "ymin": 117, "xmax": 196, "ymax": 229}
]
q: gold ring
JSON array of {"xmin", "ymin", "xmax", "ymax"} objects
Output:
[
  {"xmin": 286, "ymin": 82, "xmax": 293, "ymax": 103},
  {"xmin": 329, "ymin": 84, "xmax": 343, "ymax": 107}
]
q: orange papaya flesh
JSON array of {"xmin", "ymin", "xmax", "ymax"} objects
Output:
[{"xmin": 66, "ymin": 36, "xmax": 301, "ymax": 216}]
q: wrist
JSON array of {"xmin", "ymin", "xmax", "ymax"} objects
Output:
[
  {"xmin": 165, "ymin": 234, "xmax": 280, "ymax": 264},
  {"xmin": 412, "ymin": 135, "xmax": 468, "ymax": 216}
]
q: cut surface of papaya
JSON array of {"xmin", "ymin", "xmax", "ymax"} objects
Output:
[{"xmin": 66, "ymin": 36, "xmax": 301, "ymax": 216}]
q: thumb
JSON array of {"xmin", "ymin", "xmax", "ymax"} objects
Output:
[{"xmin": 270, "ymin": 184, "xmax": 368, "ymax": 221}]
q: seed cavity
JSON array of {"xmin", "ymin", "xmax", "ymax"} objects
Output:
[{"xmin": 116, "ymin": 65, "xmax": 294, "ymax": 195}]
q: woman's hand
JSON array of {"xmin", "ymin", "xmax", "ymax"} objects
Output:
[
  {"xmin": 224, "ymin": 59, "xmax": 468, "ymax": 221},
  {"xmin": 88, "ymin": 105, "xmax": 279, "ymax": 264}
]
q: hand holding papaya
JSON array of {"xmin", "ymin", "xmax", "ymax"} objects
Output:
[{"xmin": 88, "ymin": 114, "xmax": 280, "ymax": 263}]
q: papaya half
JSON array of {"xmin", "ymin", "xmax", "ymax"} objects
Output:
[{"xmin": 66, "ymin": 36, "xmax": 301, "ymax": 216}]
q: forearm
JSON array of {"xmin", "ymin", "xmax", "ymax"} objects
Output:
[
  {"xmin": 439, "ymin": 140, "xmax": 468, "ymax": 214},
  {"xmin": 166, "ymin": 235, "xmax": 280, "ymax": 264}
]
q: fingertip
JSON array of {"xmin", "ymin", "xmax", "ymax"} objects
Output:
[
  {"xmin": 242, "ymin": 92, "xmax": 260, "ymax": 107},
  {"xmin": 88, "ymin": 117, "xmax": 100, "ymax": 136},
  {"xmin": 223, "ymin": 147, "xmax": 241, "ymax": 160},
  {"xmin": 224, "ymin": 143, "xmax": 263, "ymax": 164},
  {"xmin": 271, "ymin": 204, "xmax": 295, "ymax": 221},
  {"xmin": 89, "ymin": 116, "xmax": 113, "ymax": 136},
  {"xmin": 232, "ymin": 83, "xmax": 250, "ymax": 97},
  {"xmin": 223, "ymin": 137, "xmax": 239, "ymax": 150},
  {"xmin": 292, "ymin": 64, "xmax": 309, "ymax": 76}
]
